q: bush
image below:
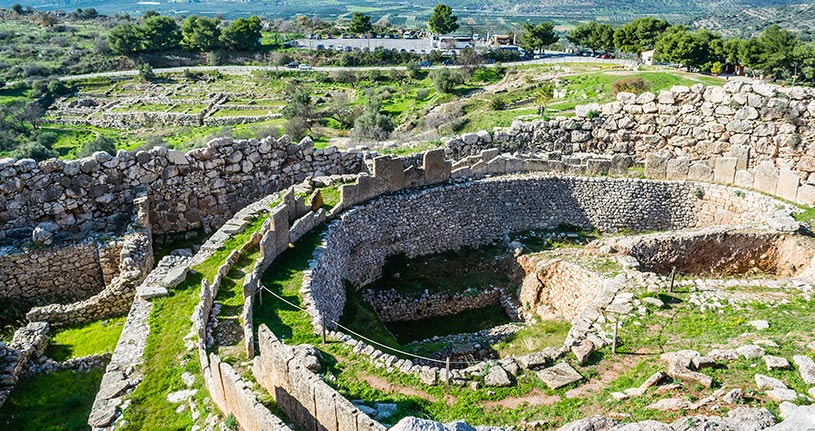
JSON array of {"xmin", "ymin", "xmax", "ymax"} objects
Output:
[
  {"xmin": 710, "ymin": 61, "xmax": 723, "ymax": 75},
  {"xmin": 284, "ymin": 116, "xmax": 310, "ymax": 142},
  {"xmin": 611, "ymin": 76, "xmax": 650, "ymax": 95},
  {"xmin": 416, "ymin": 88, "xmax": 430, "ymax": 101},
  {"xmin": 405, "ymin": 61, "xmax": 422, "ymax": 79},
  {"xmin": 35, "ymin": 132, "xmax": 58, "ymax": 148},
  {"xmin": 78, "ymin": 136, "xmax": 116, "ymax": 157},
  {"xmin": 12, "ymin": 142, "xmax": 57, "ymax": 161},
  {"xmin": 490, "ymin": 96, "xmax": 507, "ymax": 111},
  {"xmin": 139, "ymin": 63, "xmax": 155, "ymax": 81},
  {"xmin": 429, "ymin": 68, "xmax": 464, "ymax": 94}
]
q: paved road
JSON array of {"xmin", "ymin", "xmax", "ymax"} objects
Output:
[{"xmin": 56, "ymin": 56, "xmax": 636, "ymax": 82}]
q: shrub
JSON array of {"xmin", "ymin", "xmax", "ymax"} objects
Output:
[
  {"xmin": 710, "ymin": 61, "xmax": 723, "ymax": 75},
  {"xmin": 405, "ymin": 61, "xmax": 422, "ymax": 79},
  {"xmin": 78, "ymin": 136, "xmax": 116, "ymax": 157},
  {"xmin": 139, "ymin": 63, "xmax": 156, "ymax": 81},
  {"xmin": 35, "ymin": 132, "xmax": 58, "ymax": 148},
  {"xmin": 12, "ymin": 142, "xmax": 58, "ymax": 161},
  {"xmin": 224, "ymin": 413, "xmax": 238, "ymax": 431},
  {"xmin": 611, "ymin": 76, "xmax": 650, "ymax": 95},
  {"xmin": 416, "ymin": 88, "xmax": 430, "ymax": 101},
  {"xmin": 429, "ymin": 68, "xmax": 464, "ymax": 94},
  {"xmin": 284, "ymin": 116, "xmax": 310, "ymax": 142},
  {"xmin": 490, "ymin": 96, "xmax": 507, "ymax": 111}
]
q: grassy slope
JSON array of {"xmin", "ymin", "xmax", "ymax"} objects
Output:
[
  {"xmin": 0, "ymin": 368, "xmax": 105, "ymax": 431},
  {"xmin": 46, "ymin": 316, "xmax": 127, "ymax": 361},
  {"xmin": 120, "ymin": 216, "xmax": 266, "ymax": 430}
]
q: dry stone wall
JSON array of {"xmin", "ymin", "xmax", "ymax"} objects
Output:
[
  {"xmin": 444, "ymin": 80, "xmax": 815, "ymax": 205},
  {"xmin": 0, "ymin": 241, "xmax": 105, "ymax": 302},
  {"xmin": 306, "ymin": 174, "xmax": 790, "ymax": 329},
  {"xmin": 0, "ymin": 135, "xmax": 366, "ymax": 239}
]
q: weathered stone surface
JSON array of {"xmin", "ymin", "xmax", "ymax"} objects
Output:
[
  {"xmin": 484, "ymin": 365, "xmax": 513, "ymax": 387},
  {"xmin": 764, "ymin": 355, "xmax": 791, "ymax": 370},
  {"xmin": 792, "ymin": 355, "xmax": 815, "ymax": 385},
  {"xmin": 536, "ymin": 363, "xmax": 583, "ymax": 389}
]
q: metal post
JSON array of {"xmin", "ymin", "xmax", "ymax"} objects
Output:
[
  {"xmin": 445, "ymin": 357, "xmax": 451, "ymax": 387},
  {"xmin": 612, "ymin": 320, "xmax": 619, "ymax": 355},
  {"xmin": 321, "ymin": 315, "xmax": 327, "ymax": 344},
  {"xmin": 669, "ymin": 266, "xmax": 676, "ymax": 293}
]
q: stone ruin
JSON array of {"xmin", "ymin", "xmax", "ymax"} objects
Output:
[{"xmin": 1, "ymin": 79, "xmax": 815, "ymax": 430}]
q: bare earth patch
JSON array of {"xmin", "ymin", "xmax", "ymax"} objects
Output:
[
  {"xmin": 363, "ymin": 375, "xmax": 456, "ymax": 406},
  {"xmin": 565, "ymin": 353, "xmax": 645, "ymax": 399},
  {"xmin": 483, "ymin": 388, "xmax": 560, "ymax": 409}
]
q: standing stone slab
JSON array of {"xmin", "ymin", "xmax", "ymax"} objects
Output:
[
  {"xmin": 714, "ymin": 157, "xmax": 738, "ymax": 184},
  {"xmin": 797, "ymin": 184, "xmax": 815, "ymax": 206},
  {"xmin": 753, "ymin": 162, "xmax": 779, "ymax": 195},
  {"xmin": 727, "ymin": 145, "xmax": 751, "ymax": 171},
  {"xmin": 645, "ymin": 153, "xmax": 669, "ymax": 180},
  {"xmin": 339, "ymin": 183, "xmax": 359, "ymax": 209},
  {"xmin": 666, "ymin": 157, "xmax": 690, "ymax": 180},
  {"xmin": 776, "ymin": 169, "xmax": 800, "ymax": 202},
  {"xmin": 536, "ymin": 362, "xmax": 583, "ymax": 389},
  {"xmin": 688, "ymin": 162, "xmax": 714, "ymax": 182},
  {"xmin": 271, "ymin": 206, "xmax": 290, "ymax": 255},
  {"xmin": 734, "ymin": 170, "xmax": 754, "ymax": 189},
  {"xmin": 373, "ymin": 156, "xmax": 405, "ymax": 193},
  {"xmin": 423, "ymin": 149, "xmax": 451, "ymax": 184}
]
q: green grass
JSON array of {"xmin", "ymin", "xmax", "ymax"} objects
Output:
[
  {"xmin": 120, "ymin": 216, "xmax": 267, "ymax": 430},
  {"xmin": 379, "ymin": 140, "xmax": 443, "ymax": 156},
  {"xmin": 0, "ymin": 368, "xmax": 105, "ymax": 431},
  {"xmin": 492, "ymin": 320, "xmax": 571, "ymax": 356},
  {"xmin": 46, "ymin": 317, "xmax": 127, "ymax": 362}
]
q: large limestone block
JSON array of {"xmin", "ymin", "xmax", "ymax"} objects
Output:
[
  {"xmin": 687, "ymin": 162, "xmax": 714, "ymax": 182},
  {"xmin": 753, "ymin": 162, "xmax": 779, "ymax": 195},
  {"xmin": 423, "ymin": 149, "xmax": 451, "ymax": 184},
  {"xmin": 796, "ymin": 184, "xmax": 815, "ymax": 206},
  {"xmin": 666, "ymin": 157, "xmax": 690, "ymax": 180},
  {"xmin": 645, "ymin": 153, "xmax": 669, "ymax": 180},
  {"xmin": 373, "ymin": 156, "xmax": 405, "ymax": 192},
  {"xmin": 536, "ymin": 362, "xmax": 583, "ymax": 389},
  {"xmin": 776, "ymin": 169, "xmax": 800, "ymax": 202},
  {"xmin": 714, "ymin": 157, "xmax": 738, "ymax": 184}
]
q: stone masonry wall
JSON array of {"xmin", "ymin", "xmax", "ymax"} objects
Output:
[
  {"xmin": 307, "ymin": 174, "xmax": 789, "ymax": 328},
  {"xmin": 444, "ymin": 80, "xmax": 815, "ymax": 205},
  {"xmin": 0, "ymin": 135, "xmax": 366, "ymax": 238},
  {"xmin": 253, "ymin": 325, "xmax": 386, "ymax": 431},
  {"xmin": 0, "ymin": 241, "xmax": 105, "ymax": 302}
]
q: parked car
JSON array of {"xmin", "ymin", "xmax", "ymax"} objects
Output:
[
  {"xmin": 286, "ymin": 61, "xmax": 299, "ymax": 69},
  {"xmin": 442, "ymin": 59, "xmax": 454, "ymax": 65},
  {"xmin": 298, "ymin": 64, "xmax": 313, "ymax": 71},
  {"xmin": 419, "ymin": 60, "xmax": 432, "ymax": 67},
  {"xmin": 599, "ymin": 53, "xmax": 615, "ymax": 59}
]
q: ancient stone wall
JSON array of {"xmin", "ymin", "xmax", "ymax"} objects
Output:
[
  {"xmin": 25, "ymin": 194, "xmax": 154, "ymax": 327},
  {"xmin": 0, "ymin": 322, "xmax": 49, "ymax": 409},
  {"xmin": 362, "ymin": 288, "xmax": 503, "ymax": 322},
  {"xmin": 444, "ymin": 80, "xmax": 815, "ymax": 205},
  {"xmin": 306, "ymin": 174, "xmax": 789, "ymax": 328},
  {"xmin": 0, "ymin": 241, "xmax": 105, "ymax": 302},
  {"xmin": 0, "ymin": 135, "xmax": 366, "ymax": 238},
  {"xmin": 253, "ymin": 325, "xmax": 386, "ymax": 431}
]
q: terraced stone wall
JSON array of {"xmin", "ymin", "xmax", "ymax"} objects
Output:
[{"xmin": 0, "ymin": 135, "xmax": 366, "ymax": 238}]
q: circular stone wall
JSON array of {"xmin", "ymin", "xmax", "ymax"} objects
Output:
[{"xmin": 307, "ymin": 174, "xmax": 792, "ymax": 327}]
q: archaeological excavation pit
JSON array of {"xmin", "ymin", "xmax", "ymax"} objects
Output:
[{"xmin": 607, "ymin": 227, "xmax": 815, "ymax": 278}]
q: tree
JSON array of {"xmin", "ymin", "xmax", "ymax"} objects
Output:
[
  {"xmin": 349, "ymin": 12, "xmax": 372, "ymax": 36},
  {"xmin": 794, "ymin": 43, "xmax": 815, "ymax": 83},
  {"xmin": 428, "ymin": 4, "xmax": 459, "ymax": 35},
  {"xmin": 535, "ymin": 82, "xmax": 554, "ymax": 116},
  {"xmin": 139, "ymin": 63, "xmax": 156, "ymax": 81},
  {"xmin": 568, "ymin": 22, "xmax": 614, "ymax": 53},
  {"xmin": 108, "ymin": 24, "xmax": 144, "ymax": 55},
  {"xmin": 756, "ymin": 25, "xmax": 801, "ymax": 79},
  {"xmin": 655, "ymin": 26, "xmax": 707, "ymax": 70},
  {"xmin": 519, "ymin": 22, "xmax": 559, "ymax": 54},
  {"xmin": 10, "ymin": 4, "xmax": 23, "ymax": 14},
  {"xmin": 613, "ymin": 17, "xmax": 669, "ymax": 53},
  {"xmin": 141, "ymin": 15, "xmax": 181, "ymax": 51},
  {"xmin": 430, "ymin": 68, "xmax": 463, "ymax": 93},
  {"xmin": 220, "ymin": 16, "xmax": 262, "ymax": 51},
  {"xmin": 352, "ymin": 97, "xmax": 394, "ymax": 140},
  {"xmin": 181, "ymin": 16, "xmax": 221, "ymax": 51}
]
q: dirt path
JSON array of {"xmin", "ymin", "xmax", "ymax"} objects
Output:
[
  {"xmin": 564, "ymin": 353, "xmax": 646, "ymax": 399},
  {"xmin": 363, "ymin": 375, "xmax": 456, "ymax": 406},
  {"xmin": 483, "ymin": 388, "xmax": 560, "ymax": 409}
]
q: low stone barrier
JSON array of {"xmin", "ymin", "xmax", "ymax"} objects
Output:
[
  {"xmin": 254, "ymin": 325, "xmax": 386, "ymax": 431},
  {"xmin": 0, "ymin": 321, "xmax": 49, "ymax": 409}
]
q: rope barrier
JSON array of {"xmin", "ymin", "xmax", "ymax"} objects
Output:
[{"xmin": 256, "ymin": 283, "xmax": 480, "ymax": 366}]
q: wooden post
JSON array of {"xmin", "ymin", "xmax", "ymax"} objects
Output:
[
  {"xmin": 445, "ymin": 357, "xmax": 451, "ymax": 388},
  {"xmin": 321, "ymin": 315, "xmax": 327, "ymax": 344},
  {"xmin": 612, "ymin": 320, "xmax": 619, "ymax": 355},
  {"xmin": 669, "ymin": 266, "xmax": 676, "ymax": 293}
]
